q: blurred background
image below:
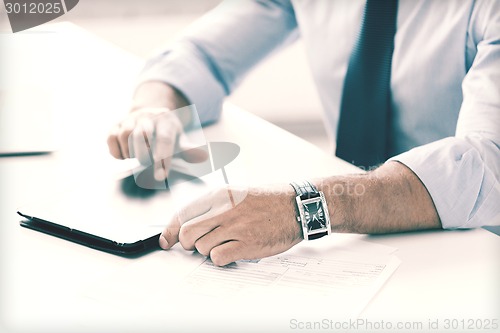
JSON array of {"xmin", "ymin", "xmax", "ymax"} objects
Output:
[{"xmin": 1, "ymin": 0, "xmax": 330, "ymax": 152}]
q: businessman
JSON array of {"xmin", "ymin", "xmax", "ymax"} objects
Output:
[{"xmin": 107, "ymin": 0, "xmax": 499, "ymax": 266}]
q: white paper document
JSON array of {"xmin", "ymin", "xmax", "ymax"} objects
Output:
[
  {"xmin": 82, "ymin": 234, "xmax": 400, "ymax": 329},
  {"xmin": 181, "ymin": 246, "xmax": 400, "ymax": 318}
]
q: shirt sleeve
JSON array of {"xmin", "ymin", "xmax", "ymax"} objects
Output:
[
  {"xmin": 389, "ymin": 0, "xmax": 500, "ymax": 229},
  {"xmin": 137, "ymin": 0, "xmax": 298, "ymax": 124}
]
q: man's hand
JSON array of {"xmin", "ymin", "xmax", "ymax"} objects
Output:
[
  {"xmin": 157, "ymin": 161, "xmax": 441, "ymax": 266},
  {"xmin": 107, "ymin": 81, "xmax": 207, "ymax": 180},
  {"xmin": 159, "ymin": 185, "xmax": 303, "ymax": 266}
]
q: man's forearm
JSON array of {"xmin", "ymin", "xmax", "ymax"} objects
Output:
[{"xmin": 318, "ymin": 161, "xmax": 442, "ymax": 234}]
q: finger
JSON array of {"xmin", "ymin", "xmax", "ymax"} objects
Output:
[
  {"xmin": 107, "ymin": 124, "xmax": 123, "ymax": 159},
  {"xmin": 160, "ymin": 192, "xmax": 213, "ymax": 250},
  {"xmin": 209, "ymin": 241, "xmax": 244, "ymax": 267},
  {"xmin": 177, "ymin": 186, "xmax": 240, "ymax": 250},
  {"xmin": 132, "ymin": 117, "xmax": 155, "ymax": 165},
  {"xmin": 178, "ymin": 206, "xmax": 223, "ymax": 251},
  {"xmin": 177, "ymin": 134, "xmax": 209, "ymax": 163},
  {"xmin": 117, "ymin": 117, "xmax": 137, "ymax": 159},
  {"xmin": 194, "ymin": 226, "xmax": 229, "ymax": 257},
  {"xmin": 154, "ymin": 115, "xmax": 178, "ymax": 181}
]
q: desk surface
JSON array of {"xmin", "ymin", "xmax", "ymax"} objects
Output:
[{"xmin": 1, "ymin": 23, "xmax": 498, "ymax": 333}]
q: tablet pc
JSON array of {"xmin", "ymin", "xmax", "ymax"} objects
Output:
[
  {"xmin": 17, "ymin": 142, "xmax": 240, "ymax": 256},
  {"xmin": 17, "ymin": 168, "xmax": 203, "ymax": 257}
]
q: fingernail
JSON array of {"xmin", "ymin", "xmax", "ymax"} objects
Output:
[
  {"xmin": 159, "ymin": 234, "xmax": 169, "ymax": 249},
  {"xmin": 154, "ymin": 168, "xmax": 165, "ymax": 181}
]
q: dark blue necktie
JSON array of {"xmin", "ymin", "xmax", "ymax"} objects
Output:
[{"xmin": 336, "ymin": 0, "xmax": 398, "ymax": 168}]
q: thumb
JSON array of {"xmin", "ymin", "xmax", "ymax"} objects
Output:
[{"xmin": 159, "ymin": 214, "xmax": 181, "ymax": 250}]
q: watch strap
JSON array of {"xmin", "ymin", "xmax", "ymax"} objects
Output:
[{"xmin": 290, "ymin": 181, "xmax": 319, "ymax": 199}]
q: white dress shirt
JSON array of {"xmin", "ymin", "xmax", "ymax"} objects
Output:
[{"xmin": 139, "ymin": 0, "xmax": 500, "ymax": 229}]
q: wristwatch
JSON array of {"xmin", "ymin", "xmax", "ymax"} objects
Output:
[{"xmin": 290, "ymin": 181, "xmax": 331, "ymax": 241}]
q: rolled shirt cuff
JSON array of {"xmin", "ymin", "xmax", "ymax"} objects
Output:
[{"xmin": 389, "ymin": 137, "xmax": 500, "ymax": 229}]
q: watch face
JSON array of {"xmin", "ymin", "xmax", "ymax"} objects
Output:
[{"xmin": 302, "ymin": 200, "xmax": 326, "ymax": 231}]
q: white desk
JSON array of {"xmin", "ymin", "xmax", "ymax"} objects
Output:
[{"xmin": 1, "ymin": 23, "xmax": 498, "ymax": 333}]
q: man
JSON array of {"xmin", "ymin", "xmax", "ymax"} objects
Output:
[{"xmin": 107, "ymin": 0, "xmax": 499, "ymax": 266}]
